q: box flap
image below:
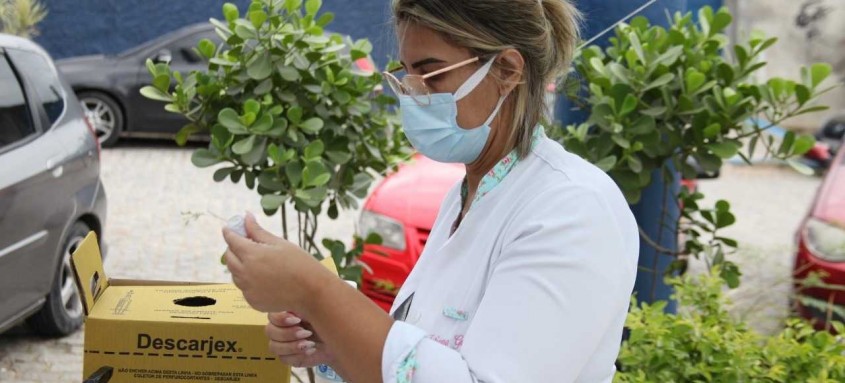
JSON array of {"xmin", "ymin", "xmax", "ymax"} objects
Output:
[{"xmin": 71, "ymin": 232, "xmax": 109, "ymax": 316}]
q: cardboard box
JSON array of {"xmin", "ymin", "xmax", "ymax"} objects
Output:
[{"xmin": 72, "ymin": 232, "xmax": 338, "ymax": 383}]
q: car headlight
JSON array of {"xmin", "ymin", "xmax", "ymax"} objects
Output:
[
  {"xmin": 805, "ymin": 218, "xmax": 845, "ymax": 262},
  {"xmin": 358, "ymin": 211, "xmax": 406, "ymax": 251}
]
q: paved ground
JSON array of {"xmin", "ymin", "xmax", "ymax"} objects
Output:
[{"xmin": 0, "ymin": 139, "xmax": 825, "ymax": 382}]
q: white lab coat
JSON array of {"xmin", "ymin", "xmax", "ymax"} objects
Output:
[{"xmin": 382, "ymin": 136, "xmax": 640, "ymax": 383}]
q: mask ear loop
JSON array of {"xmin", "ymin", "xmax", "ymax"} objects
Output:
[{"xmin": 454, "ymin": 56, "xmax": 497, "ymax": 101}]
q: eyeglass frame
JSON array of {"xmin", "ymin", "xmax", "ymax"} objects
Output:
[{"xmin": 382, "ymin": 56, "xmax": 482, "ymax": 102}]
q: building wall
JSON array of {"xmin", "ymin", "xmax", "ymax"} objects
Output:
[
  {"xmin": 33, "ymin": 0, "xmax": 393, "ymax": 65},
  {"xmin": 731, "ymin": 0, "xmax": 845, "ymax": 130}
]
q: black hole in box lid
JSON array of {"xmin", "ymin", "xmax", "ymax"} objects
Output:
[{"xmin": 173, "ymin": 296, "xmax": 216, "ymax": 307}]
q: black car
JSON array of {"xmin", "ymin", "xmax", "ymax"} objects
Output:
[
  {"xmin": 56, "ymin": 23, "xmax": 378, "ymax": 147},
  {"xmin": 817, "ymin": 114, "xmax": 845, "ymax": 157},
  {"xmin": 56, "ymin": 23, "xmax": 219, "ymax": 146},
  {"xmin": 0, "ymin": 34, "xmax": 107, "ymax": 337}
]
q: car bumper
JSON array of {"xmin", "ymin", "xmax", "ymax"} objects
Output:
[{"xmin": 794, "ymin": 237, "xmax": 845, "ymax": 326}]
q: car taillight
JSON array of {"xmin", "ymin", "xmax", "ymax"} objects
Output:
[
  {"xmin": 355, "ymin": 58, "xmax": 375, "ymax": 75},
  {"xmin": 804, "ymin": 217, "xmax": 845, "ymax": 262},
  {"xmin": 83, "ymin": 116, "xmax": 101, "ymax": 161}
]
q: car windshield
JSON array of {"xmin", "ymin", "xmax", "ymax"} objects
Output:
[{"xmin": 117, "ymin": 27, "xmax": 201, "ymax": 58}]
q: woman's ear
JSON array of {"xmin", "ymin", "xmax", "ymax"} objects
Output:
[{"xmin": 496, "ymin": 48, "xmax": 525, "ymax": 95}]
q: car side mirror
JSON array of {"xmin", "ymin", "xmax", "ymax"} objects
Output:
[{"xmin": 153, "ymin": 49, "xmax": 172, "ymax": 64}]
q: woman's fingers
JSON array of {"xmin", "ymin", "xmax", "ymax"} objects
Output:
[
  {"xmin": 268, "ymin": 338, "xmax": 318, "ymax": 358},
  {"xmin": 265, "ymin": 322, "xmax": 313, "ymax": 342},
  {"xmin": 244, "ymin": 212, "xmax": 287, "ymax": 246},
  {"xmin": 268, "ymin": 311, "xmax": 302, "ymax": 327}
]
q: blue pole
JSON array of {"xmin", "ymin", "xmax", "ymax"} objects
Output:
[{"xmin": 561, "ymin": 0, "xmax": 688, "ymax": 312}]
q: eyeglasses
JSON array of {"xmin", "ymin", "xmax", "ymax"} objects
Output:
[{"xmin": 383, "ymin": 57, "xmax": 480, "ymax": 105}]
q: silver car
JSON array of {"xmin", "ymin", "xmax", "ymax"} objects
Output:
[{"xmin": 0, "ymin": 34, "xmax": 107, "ymax": 337}]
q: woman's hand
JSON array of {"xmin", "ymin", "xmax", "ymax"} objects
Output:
[
  {"xmin": 265, "ymin": 311, "xmax": 335, "ymax": 368},
  {"xmin": 222, "ymin": 212, "xmax": 332, "ymax": 313}
]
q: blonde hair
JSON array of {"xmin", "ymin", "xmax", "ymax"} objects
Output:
[{"xmin": 391, "ymin": 0, "xmax": 581, "ymax": 158}]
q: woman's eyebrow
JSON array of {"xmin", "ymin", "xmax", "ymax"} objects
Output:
[{"xmin": 406, "ymin": 57, "xmax": 447, "ymax": 69}]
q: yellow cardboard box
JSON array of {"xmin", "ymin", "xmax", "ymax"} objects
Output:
[{"xmin": 72, "ymin": 232, "xmax": 337, "ymax": 383}]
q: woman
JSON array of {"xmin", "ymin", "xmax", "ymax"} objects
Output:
[{"xmin": 222, "ymin": 0, "xmax": 639, "ymax": 382}]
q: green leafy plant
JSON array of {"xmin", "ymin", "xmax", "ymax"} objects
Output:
[
  {"xmin": 0, "ymin": 0, "xmax": 47, "ymax": 38},
  {"xmin": 552, "ymin": 6, "xmax": 835, "ymax": 287},
  {"xmin": 141, "ymin": 0, "xmax": 410, "ymax": 284},
  {"xmin": 616, "ymin": 271, "xmax": 845, "ymax": 382}
]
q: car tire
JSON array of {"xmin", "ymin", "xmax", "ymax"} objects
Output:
[
  {"xmin": 78, "ymin": 91, "xmax": 124, "ymax": 147},
  {"xmin": 27, "ymin": 222, "xmax": 90, "ymax": 337}
]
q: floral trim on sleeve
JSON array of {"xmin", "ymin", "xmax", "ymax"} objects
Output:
[{"xmin": 396, "ymin": 348, "xmax": 418, "ymax": 383}]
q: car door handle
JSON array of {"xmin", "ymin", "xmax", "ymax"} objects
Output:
[{"xmin": 46, "ymin": 157, "xmax": 64, "ymax": 178}]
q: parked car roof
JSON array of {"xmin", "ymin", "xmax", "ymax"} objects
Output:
[{"xmin": 0, "ymin": 33, "xmax": 50, "ymax": 56}]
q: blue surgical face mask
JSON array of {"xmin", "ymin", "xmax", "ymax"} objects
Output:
[{"xmin": 399, "ymin": 57, "xmax": 507, "ymax": 164}]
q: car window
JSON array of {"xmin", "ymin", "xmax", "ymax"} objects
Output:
[
  {"xmin": 7, "ymin": 49, "xmax": 65, "ymax": 126},
  {"xmin": 165, "ymin": 30, "xmax": 220, "ymax": 65},
  {"xmin": 0, "ymin": 55, "xmax": 35, "ymax": 150}
]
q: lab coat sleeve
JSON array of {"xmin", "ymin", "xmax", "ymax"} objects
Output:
[{"xmin": 381, "ymin": 186, "xmax": 637, "ymax": 383}]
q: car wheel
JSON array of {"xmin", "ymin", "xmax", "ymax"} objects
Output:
[
  {"xmin": 27, "ymin": 222, "xmax": 89, "ymax": 337},
  {"xmin": 79, "ymin": 91, "xmax": 124, "ymax": 147}
]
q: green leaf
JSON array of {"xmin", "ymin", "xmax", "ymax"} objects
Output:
[
  {"xmin": 222, "ymin": 2, "xmax": 239, "ymax": 22},
  {"xmin": 251, "ymin": 114, "xmax": 273, "ymax": 132},
  {"xmin": 232, "ymin": 136, "xmax": 256, "ymax": 155},
  {"xmin": 703, "ymin": 123, "xmax": 721, "ymax": 139},
  {"xmin": 285, "ymin": 161, "xmax": 303, "ymax": 187},
  {"xmin": 248, "ymin": 10, "xmax": 267, "ymax": 28},
  {"xmin": 643, "ymin": 73, "xmax": 675, "ymax": 92},
  {"xmin": 641, "ymin": 106, "xmax": 668, "ymax": 117},
  {"xmin": 710, "ymin": 9, "xmax": 733, "ymax": 35},
  {"xmin": 175, "ymin": 123, "xmax": 201, "ymax": 146},
  {"xmin": 247, "ymin": 51, "xmax": 272, "ymax": 80},
  {"xmin": 594, "ymin": 156, "xmax": 618, "ymax": 172},
  {"xmin": 627, "ymin": 31, "xmax": 645, "ymax": 63},
  {"xmin": 254, "ymin": 78, "xmax": 273, "ymax": 95},
  {"xmin": 628, "ymin": 156, "xmax": 643, "ymax": 173},
  {"xmin": 779, "ymin": 131, "xmax": 796, "ymax": 156},
  {"xmin": 145, "ymin": 58, "xmax": 156, "ymax": 77},
  {"xmin": 619, "ymin": 94, "xmax": 637, "ymax": 117},
  {"xmin": 241, "ymin": 137, "xmax": 267, "ymax": 165},
  {"xmin": 139, "ymin": 86, "xmax": 173, "ymax": 102},
  {"xmin": 261, "ymin": 195, "xmax": 287, "ymax": 211},
  {"xmin": 213, "ymin": 167, "xmax": 234, "ymax": 182},
  {"xmin": 300, "ymin": 117, "xmax": 324, "ymax": 133},
  {"xmin": 218, "ymin": 108, "xmax": 248, "ymax": 134},
  {"xmin": 311, "ymin": 173, "xmax": 331, "ymax": 187},
  {"xmin": 287, "ymin": 106, "xmax": 303, "ymax": 124},
  {"xmin": 197, "ymin": 38, "xmax": 216, "ymax": 59},
  {"xmin": 685, "ymin": 70, "xmax": 706, "ymax": 93},
  {"xmin": 795, "ymin": 84, "xmax": 811, "ymax": 106},
  {"xmin": 810, "ymin": 62, "xmax": 832, "ymax": 88},
  {"xmin": 191, "ymin": 149, "xmax": 222, "ymax": 168},
  {"xmin": 244, "ymin": 99, "xmax": 261, "ymax": 115},
  {"xmin": 708, "ymin": 141, "xmax": 740, "ymax": 159},
  {"xmin": 277, "ymin": 65, "xmax": 301, "ymax": 81},
  {"xmin": 234, "ymin": 23, "xmax": 258, "ymax": 40},
  {"xmin": 153, "ymin": 74, "xmax": 170, "ymax": 92},
  {"xmin": 316, "ymin": 12, "xmax": 335, "ymax": 27},
  {"xmin": 792, "ymin": 135, "xmax": 816, "ymax": 156},
  {"xmin": 304, "ymin": 140, "xmax": 325, "ymax": 159},
  {"xmin": 305, "ymin": 0, "xmax": 322, "ymax": 15},
  {"xmin": 326, "ymin": 151, "xmax": 352, "ymax": 164},
  {"xmin": 720, "ymin": 262, "xmax": 742, "ymax": 288}
]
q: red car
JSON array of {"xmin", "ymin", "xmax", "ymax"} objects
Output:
[
  {"xmin": 794, "ymin": 146, "xmax": 845, "ymax": 327},
  {"xmin": 358, "ymin": 153, "xmax": 698, "ymax": 312}
]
